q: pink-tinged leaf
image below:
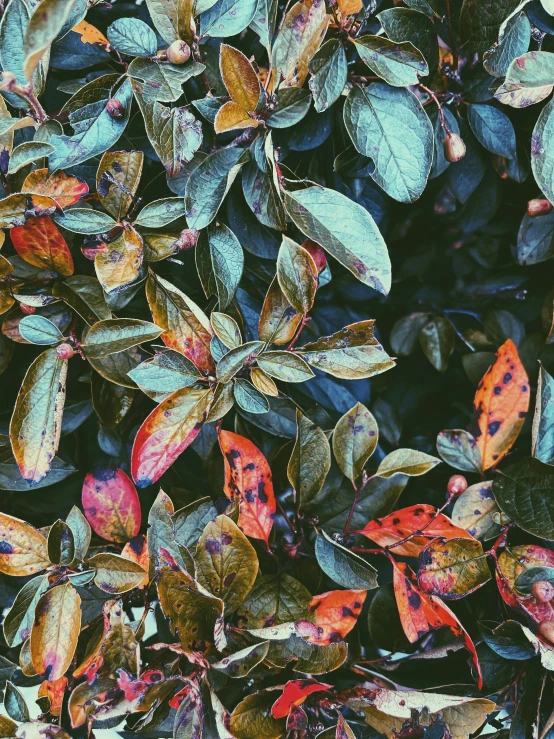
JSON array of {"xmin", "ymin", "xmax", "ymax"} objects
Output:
[
  {"xmin": 82, "ymin": 467, "xmax": 141, "ymax": 544},
  {"xmin": 10, "ymin": 217, "xmax": 74, "ymax": 276},
  {"xmin": 219, "ymin": 430, "xmax": 277, "ymax": 544},
  {"xmin": 392, "ymin": 559, "xmax": 482, "ymax": 689},
  {"xmin": 131, "ymin": 386, "xmax": 213, "ymax": 487},
  {"xmin": 271, "ymin": 679, "xmax": 332, "ymax": 719},
  {"xmin": 497, "ymin": 544, "xmax": 554, "ymax": 624}
]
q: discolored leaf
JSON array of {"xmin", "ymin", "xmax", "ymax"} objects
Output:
[
  {"xmin": 4, "ymin": 575, "xmax": 49, "ymax": 647},
  {"xmin": 451, "ymin": 481, "xmax": 501, "ymax": 541},
  {"xmin": 257, "ymin": 351, "xmax": 314, "ymax": 383},
  {"xmin": 276, "ymin": 236, "xmax": 318, "ymax": 315},
  {"xmin": 83, "ymin": 319, "xmax": 162, "ymax": 359},
  {"xmin": 271, "ymin": 679, "xmax": 331, "ymax": 719},
  {"xmin": 353, "ymin": 36, "xmax": 428, "ymax": 87},
  {"xmin": 436, "ymin": 429, "xmax": 482, "ymax": 473},
  {"xmin": 95, "ymin": 228, "xmax": 144, "ymax": 294},
  {"xmin": 303, "ymin": 589, "xmax": 367, "ymax": 645},
  {"xmin": 0, "ymin": 513, "xmax": 49, "ymax": 576},
  {"xmin": 418, "ymin": 538, "xmax": 491, "ymax": 599},
  {"xmin": 82, "ymin": 467, "xmax": 141, "ymax": 543},
  {"xmin": 258, "ymin": 277, "xmax": 302, "ymax": 346},
  {"xmin": 333, "ymin": 402, "xmax": 378, "ymax": 481},
  {"xmin": 11, "ymin": 218, "xmax": 74, "ymax": 276},
  {"xmin": 220, "ymin": 44, "xmax": 261, "ymax": 113},
  {"xmin": 88, "ymin": 553, "xmax": 147, "ymax": 594},
  {"xmin": 96, "ymin": 150, "xmax": 144, "ymax": 221}
]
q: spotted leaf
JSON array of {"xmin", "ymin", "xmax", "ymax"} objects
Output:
[
  {"xmin": 302, "ymin": 589, "xmax": 367, "ymax": 645},
  {"xmin": 82, "ymin": 467, "xmax": 141, "ymax": 544}
]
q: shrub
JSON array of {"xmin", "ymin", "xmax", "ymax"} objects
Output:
[{"xmin": 0, "ymin": 0, "xmax": 552, "ymax": 737}]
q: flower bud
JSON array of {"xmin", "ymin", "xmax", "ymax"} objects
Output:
[
  {"xmin": 444, "ymin": 132, "xmax": 466, "ymax": 163},
  {"xmin": 166, "ymin": 40, "xmax": 191, "ymax": 65},
  {"xmin": 527, "ymin": 198, "xmax": 553, "ymax": 217},
  {"xmin": 106, "ymin": 98, "xmax": 124, "ymax": 119},
  {"xmin": 447, "ymin": 474, "xmax": 468, "ymax": 497},
  {"xmin": 538, "ymin": 619, "xmax": 554, "ymax": 645},
  {"xmin": 56, "ymin": 343, "xmax": 75, "ymax": 359},
  {"xmin": 531, "ymin": 580, "xmax": 554, "ymax": 603},
  {"xmin": 19, "ymin": 304, "xmax": 35, "ymax": 316}
]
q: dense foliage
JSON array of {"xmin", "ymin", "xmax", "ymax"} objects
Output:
[{"xmin": 1, "ymin": 0, "xmax": 554, "ymax": 737}]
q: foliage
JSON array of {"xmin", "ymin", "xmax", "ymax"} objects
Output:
[{"xmin": 0, "ymin": 0, "xmax": 554, "ymax": 738}]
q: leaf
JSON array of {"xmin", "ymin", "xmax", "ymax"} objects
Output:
[
  {"xmin": 517, "ymin": 208, "xmax": 554, "ymax": 265},
  {"xmin": 359, "ymin": 503, "xmax": 475, "ymax": 556},
  {"xmin": 460, "ymin": 0, "xmax": 523, "ymax": 52},
  {"xmin": 271, "ymin": 0, "xmax": 329, "ymax": 87},
  {"xmin": 467, "ymin": 104, "xmax": 517, "ymax": 159},
  {"xmin": 276, "ymin": 236, "xmax": 318, "ymax": 314},
  {"xmin": 22, "ymin": 168, "xmax": 88, "ymax": 212},
  {"xmin": 234, "ymin": 378, "xmax": 270, "ymax": 414},
  {"xmin": 303, "ymin": 589, "xmax": 367, "ymax": 645},
  {"xmin": 52, "ymin": 275, "xmax": 111, "ymax": 325},
  {"xmin": 10, "ymin": 347, "xmax": 68, "ymax": 484},
  {"xmin": 284, "ymin": 187, "xmax": 391, "ymax": 294},
  {"xmin": 96, "ymin": 150, "xmax": 143, "ymax": 221},
  {"xmin": 484, "ymin": 13, "xmax": 531, "ymax": 78},
  {"xmin": 257, "ymin": 351, "xmax": 314, "ymax": 383},
  {"xmin": 4, "ymin": 681, "xmax": 29, "ymax": 722},
  {"xmin": 343, "ymin": 84, "xmax": 433, "ymax": 203},
  {"xmin": 83, "ymin": 319, "xmax": 162, "ymax": 359},
  {"xmin": 55, "ymin": 208, "xmax": 118, "ymax": 234},
  {"xmin": 195, "ymin": 515, "xmax": 258, "ymax": 612},
  {"xmin": 271, "ymin": 679, "xmax": 331, "ymax": 719},
  {"xmin": 81, "ymin": 467, "xmax": 141, "ymax": 543},
  {"xmin": 238, "ymin": 573, "xmax": 312, "ymax": 628},
  {"xmin": 185, "ymin": 146, "xmax": 248, "ymax": 230},
  {"xmin": 0, "ymin": 513, "xmax": 49, "ymax": 576},
  {"xmin": 196, "ymin": 222, "xmax": 244, "ymax": 309},
  {"xmin": 288, "ymin": 410, "xmax": 330, "ymax": 507},
  {"xmin": 145, "ymin": 0, "xmax": 182, "ymax": 43},
  {"xmin": 376, "ymin": 448, "xmax": 440, "ymax": 478},
  {"xmin": 0, "ymin": 0, "xmax": 33, "ymax": 90},
  {"xmin": 131, "ymin": 385, "xmax": 213, "ymax": 487},
  {"xmin": 88, "ymin": 552, "xmax": 147, "ymax": 593},
  {"xmin": 532, "ymin": 97, "xmax": 554, "ymax": 204},
  {"xmin": 30, "ymin": 582, "xmax": 81, "ymax": 682},
  {"xmin": 451, "ymin": 480, "xmax": 501, "ymax": 541},
  {"xmin": 18, "ymin": 316, "xmax": 64, "ymax": 346},
  {"xmin": 258, "ymin": 277, "xmax": 302, "ymax": 346},
  {"xmin": 173, "ymin": 681, "xmax": 204, "ymax": 739},
  {"xmin": 3, "ymin": 575, "xmax": 49, "ymax": 647},
  {"xmin": 47, "ymin": 520, "xmax": 75, "ymax": 567},
  {"xmin": 146, "ymin": 271, "xmax": 214, "ymax": 373},
  {"xmin": 353, "ymin": 36, "xmax": 428, "ymax": 87},
  {"xmin": 308, "ymin": 39, "xmax": 348, "ymax": 113},
  {"xmin": 95, "ymin": 228, "xmax": 144, "ymax": 294},
  {"xmin": 391, "ymin": 560, "xmax": 482, "ymax": 688},
  {"xmin": 200, "ymin": 0, "xmax": 259, "ymax": 38},
  {"xmin": 532, "ymin": 363, "xmax": 554, "ymax": 465},
  {"xmin": 493, "ymin": 456, "xmax": 554, "ymax": 540},
  {"xmin": 211, "ymin": 641, "xmax": 270, "ymax": 677},
  {"xmin": 211, "ymin": 312, "xmax": 242, "ymax": 349},
  {"xmin": 336, "ymin": 715, "xmax": 356, "ymax": 739},
  {"xmin": 129, "ymin": 350, "xmax": 202, "ymax": 396},
  {"xmin": 220, "ymin": 44, "xmax": 261, "ymax": 113},
  {"xmin": 436, "ymin": 429, "xmax": 482, "ymax": 473},
  {"xmin": 315, "ymin": 530, "xmax": 378, "ymax": 589},
  {"xmin": 219, "ymin": 430, "xmax": 277, "ymax": 544},
  {"xmin": 266, "ymin": 88, "xmax": 311, "ymax": 128},
  {"xmin": 135, "ymin": 198, "xmax": 187, "ymax": 228},
  {"xmin": 66, "ymin": 506, "xmax": 91, "ymax": 561},
  {"xmin": 7, "ymin": 142, "xmax": 55, "ymax": 175},
  {"xmin": 216, "ymin": 341, "xmax": 265, "ymax": 383},
  {"xmin": 129, "ymin": 58, "xmax": 204, "ymax": 103},
  {"xmin": 10, "ymin": 217, "xmax": 74, "ymax": 276},
  {"xmin": 23, "ymin": 0, "xmax": 77, "ymax": 81},
  {"xmin": 470, "ymin": 338, "xmax": 529, "ymax": 470},
  {"xmin": 419, "ymin": 317, "xmax": 455, "ymax": 372},
  {"xmin": 378, "ymin": 7, "xmax": 439, "ymax": 76},
  {"xmin": 418, "ymin": 538, "xmax": 491, "ymax": 599},
  {"xmin": 333, "ymin": 402, "xmax": 378, "ymax": 481},
  {"xmin": 230, "ymin": 690, "xmax": 285, "ymax": 739},
  {"xmin": 215, "ymin": 101, "xmax": 258, "ymax": 134},
  {"xmin": 107, "ymin": 17, "xmax": 157, "ymax": 57},
  {"xmin": 494, "ymin": 51, "xmax": 554, "ymax": 108}
]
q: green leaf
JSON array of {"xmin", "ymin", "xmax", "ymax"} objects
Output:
[
  {"xmin": 276, "ymin": 236, "xmax": 318, "ymax": 314},
  {"xmin": 47, "ymin": 519, "xmax": 75, "ymax": 567},
  {"xmin": 66, "ymin": 505, "xmax": 91, "ymax": 561},
  {"xmin": 4, "ymin": 681, "xmax": 29, "ymax": 723},
  {"xmin": 419, "ymin": 316, "xmax": 455, "ymax": 372},
  {"xmin": 54, "ymin": 208, "xmax": 118, "ymax": 234},
  {"xmin": 145, "ymin": 0, "xmax": 181, "ymax": 44},
  {"xmin": 216, "ymin": 341, "xmax": 265, "ymax": 383},
  {"xmin": 211, "ymin": 312, "xmax": 242, "ymax": 349},
  {"xmin": 23, "ymin": 0, "xmax": 77, "ymax": 81},
  {"xmin": 10, "ymin": 347, "xmax": 68, "ymax": 484},
  {"xmin": 284, "ymin": 186, "xmax": 391, "ymax": 293},
  {"xmin": 18, "ymin": 315, "xmax": 64, "ymax": 346},
  {"xmin": 288, "ymin": 409, "xmax": 330, "ymax": 507},
  {"xmin": 484, "ymin": 13, "xmax": 531, "ymax": 78},
  {"xmin": 128, "ymin": 350, "xmax": 202, "ymax": 396},
  {"xmin": 297, "ymin": 321, "xmax": 395, "ymax": 380},
  {"xmin": 107, "ymin": 18, "xmax": 158, "ymax": 57},
  {"xmin": 266, "ymin": 88, "xmax": 311, "ymax": 128},
  {"xmin": 390, "ymin": 312, "xmax": 431, "ymax": 355},
  {"xmin": 437, "ymin": 429, "xmax": 482, "ymax": 473},
  {"xmin": 467, "ymin": 104, "xmax": 517, "ymax": 159},
  {"xmin": 211, "ymin": 641, "xmax": 270, "ymax": 677},
  {"xmin": 174, "ymin": 497, "xmax": 218, "ymax": 550},
  {"xmin": 230, "ymin": 690, "xmax": 285, "ymax": 739},
  {"xmin": 7, "ymin": 142, "xmax": 55, "ymax": 175},
  {"xmin": 344, "ymin": 83, "xmax": 433, "ymax": 203},
  {"xmin": 129, "ymin": 57, "xmax": 205, "ymax": 103},
  {"xmin": 257, "ymin": 351, "xmax": 314, "ymax": 383},
  {"xmin": 308, "ymin": 39, "xmax": 348, "ymax": 113},
  {"xmin": 242, "ymin": 157, "xmax": 286, "ymax": 231},
  {"xmin": 532, "ymin": 364, "xmax": 554, "ymax": 465},
  {"xmin": 83, "ymin": 318, "xmax": 163, "ymax": 359},
  {"xmin": 517, "ymin": 208, "xmax": 554, "ymax": 265},
  {"xmin": 0, "ymin": 0, "xmax": 32, "ymax": 91},
  {"xmin": 460, "ymin": 0, "xmax": 523, "ymax": 52},
  {"xmin": 196, "ymin": 222, "xmax": 244, "ymax": 309},
  {"xmin": 185, "ymin": 146, "xmax": 248, "ymax": 229},
  {"xmin": 238, "ymin": 573, "xmax": 312, "ymax": 628},
  {"xmin": 418, "ymin": 538, "xmax": 491, "ymax": 599},
  {"xmin": 135, "ymin": 198, "xmax": 187, "ymax": 228},
  {"xmin": 376, "ymin": 448, "xmax": 440, "ymax": 478},
  {"xmin": 315, "ymin": 530, "xmax": 378, "ymax": 589},
  {"xmin": 233, "ymin": 378, "xmax": 270, "ymax": 414},
  {"xmin": 493, "ymin": 457, "xmax": 554, "ymax": 539},
  {"xmin": 333, "ymin": 402, "xmax": 378, "ymax": 481},
  {"xmin": 532, "ymin": 97, "xmax": 554, "ymax": 204},
  {"xmin": 3, "ymin": 574, "xmax": 49, "ymax": 647},
  {"xmin": 200, "ymin": 0, "xmax": 258, "ymax": 38},
  {"xmin": 52, "ymin": 275, "xmax": 111, "ymax": 325},
  {"xmin": 88, "ymin": 552, "xmax": 147, "ymax": 593},
  {"xmin": 195, "ymin": 515, "xmax": 258, "ymax": 613},
  {"xmin": 353, "ymin": 36, "xmax": 428, "ymax": 87},
  {"xmin": 377, "ymin": 7, "xmax": 439, "ymax": 76}
]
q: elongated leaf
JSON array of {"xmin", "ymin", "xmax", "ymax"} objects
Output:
[
  {"xmin": 83, "ymin": 319, "xmax": 162, "ymax": 359},
  {"xmin": 532, "ymin": 97, "xmax": 554, "ymax": 206},
  {"xmin": 315, "ymin": 530, "xmax": 378, "ymax": 590},
  {"xmin": 3, "ymin": 575, "xmax": 49, "ymax": 647},
  {"xmin": 0, "ymin": 513, "xmax": 49, "ymax": 576},
  {"xmin": 303, "ymin": 589, "xmax": 367, "ymax": 645},
  {"xmin": 276, "ymin": 236, "xmax": 318, "ymax": 314},
  {"xmin": 96, "ymin": 150, "xmax": 143, "ymax": 221},
  {"xmin": 353, "ymin": 36, "xmax": 428, "ymax": 87},
  {"xmin": 24, "ymin": 0, "xmax": 77, "ymax": 81},
  {"xmin": 88, "ymin": 552, "xmax": 147, "ymax": 593},
  {"xmin": 196, "ymin": 222, "xmax": 244, "ymax": 309},
  {"xmin": 220, "ymin": 43, "xmax": 261, "ymax": 112},
  {"xmin": 532, "ymin": 363, "xmax": 554, "ymax": 465},
  {"xmin": 333, "ymin": 402, "xmax": 378, "ymax": 481},
  {"xmin": 288, "ymin": 410, "xmax": 330, "ymax": 507}
]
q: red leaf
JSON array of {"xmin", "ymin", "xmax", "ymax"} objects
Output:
[
  {"xmin": 470, "ymin": 338, "xmax": 529, "ymax": 470},
  {"xmin": 10, "ymin": 217, "xmax": 74, "ymax": 276},
  {"xmin": 271, "ymin": 679, "xmax": 331, "ymax": 719},
  {"xmin": 219, "ymin": 430, "xmax": 277, "ymax": 544},
  {"xmin": 392, "ymin": 559, "xmax": 482, "ymax": 689},
  {"xmin": 82, "ymin": 467, "xmax": 141, "ymax": 543},
  {"xmin": 358, "ymin": 504, "xmax": 475, "ymax": 556},
  {"xmin": 301, "ymin": 239, "xmax": 327, "ymax": 274},
  {"xmin": 38, "ymin": 676, "xmax": 68, "ymax": 717},
  {"xmin": 131, "ymin": 386, "xmax": 213, "ymax": 487},
  {"xmin": 23, "ymin": 168, "xmax": 88, "ymax": 212},
  {"xmin": 300, "ymin": 589, "xmax": 367, "ymax": 645}
]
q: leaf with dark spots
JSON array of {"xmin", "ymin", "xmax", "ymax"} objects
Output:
[{"xmin": 303, "ymin": 589, "xmax": 367, "ymax": 645}]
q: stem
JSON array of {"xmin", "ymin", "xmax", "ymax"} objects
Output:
[
  {"xmin": 419, "ymin": 83, "xmax": 450, "ymax": 135},
  {"xmin": 287, "ymin": 315, "xmax": 310, "ymax": 350},
  {"xmin": 0, "ymin": 78, "xmax": 48, "ymax": 123},
  {"xmin": 192, "ymin": 41, "xmax": 211, "ymax": 95}
]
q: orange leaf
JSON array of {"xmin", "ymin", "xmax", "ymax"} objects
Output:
[
  {"xmin": 271, "ymin": 679, "xmax": 331, "ymax": 719},
  {"xmin": 470, "ymin": 338, "xmax": 529, "ymax": 470},
  {"xmin": 73, "ymin": 20, "xmax": 110, "ymax": 49},
  {"xmin": 301, "ymin": 589, "xmax": 367, "ymax": 645},
  {"xmin": 220, "ymin": 44, "xmax": 262, "ymax": 113},
  {"xmin": 121, "ymin": 535, "xmax": 150, "ymax": 589},
  {"xmin": 23, "ymin": 168, "xmax": 88, "ymax": 212},
  {"xmin": 38, "ymin": 676, "xmax": 68, "ymax": 717},
  {"xmin": 10, "ymin": 217, "xmax": 74, "ymax": 276},
  {"xmin": 214, "ymin": 101, "xmax": 258, "ymax": 134},
  {"xmin": 82, "ymin": 467, "xmax": 141, "ymax": 544},
  {"xmin": 359, "ymin": 504, "xmax": 474, "ymax": 556},
  {"xmin": 392, "ymin": 560, "xmax": 482, "ymax": 689},
  {"xmin": 219, "ymin": 430, "xmax": 277, "ymax": 544}
]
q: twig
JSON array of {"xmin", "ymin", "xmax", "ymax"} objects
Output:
[{"xmin": 419, "ymin": 83, "xmax": 450, "ymax": 134}]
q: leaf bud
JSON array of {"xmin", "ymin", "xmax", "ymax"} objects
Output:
[
  {"xmin": 447, "ymin": 474, "xmax": 468, "ymax": 497},
  {"xmin": 531, "ymin": 580, "xmax": 554, "ymax": 603},
  {"xmin": 166, "ymin": 40, "xmax": 191, "ymax": 65},
  {"xmin": 527, "ymin": 198, "xmax": 553, "ymax": 217},
  {"xmin": 106, "ymin": 98, "xmax": 125, "ymax": 119},
  {"xmin": 56, "ymin": 343, "xmax": 75, "ymax": 359},
  {"xmin": 443, "ymin": 132, "xmax": 466, "ymax": 163},
  {"xmin": 538, "ymin": 619, "xmax": 554, "ymax": 645}
]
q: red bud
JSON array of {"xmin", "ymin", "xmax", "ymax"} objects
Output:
[
  {"xmin": 447, "ymin": 474, "xmax": 468, "ymax": 497},
  {"xmin": 527, "ymin": 198, "xmax": 553, "ymax": 217}
]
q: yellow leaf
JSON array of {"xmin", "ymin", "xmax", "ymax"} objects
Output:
[
  {"xmin": 30, "ymin": 583, "xmax": 81, "ymax": 681},
  {"xmin": 338, "ymin": 0, "xmax": 363, "ymax": 15},
  {"xmin": 220, "ymin": 44, "xmax": 262, "ymax": 113},
  {"xmin": 0, "ymin": 513, "xmax": 49, "ymax": 576},
  {"xmin": 73, "ymin": 20, "xmax": 110, "ymax": 49},
  {"xmin": 95, "ymin": 228, "xmax": 143, "ymax": 294},
  {"xmin": 214, "ymin": 101, "xmax": 259, "ymax": 134}
]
